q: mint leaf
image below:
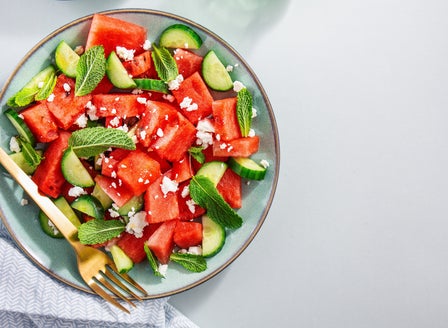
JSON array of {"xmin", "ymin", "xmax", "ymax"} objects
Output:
[
  {"xmin": 78, "ymin": 219, "xmax": 125, "ymax": 245},
  {"xmin": 189, "ymin": 175, "xmax": 243, "ymax": 229},
  {"xmin": 35, "ymin": 70, "xmax": 57, "ymax": 101},
  {"xmin": 75, "ymin": 45, "xmax": 106, "ymax": 96},
  {"xmin": 144, "ymin": 244, "xmax": 165, "ymax": 278},
  {"xmin": 69, "ymin": 127, "xmax": 136, "ymax": 158},
  {"xmin": 236, "ymin": 88, "xmax": 253, "ymax": 137},
  {"xmin": 17, "ymin": 137, "xmax": 42, "ymax": 169},
  {"xmin": 151, "ymin": 44, "xmax": 179, "ymax": 82},
  {"xmin": 188, "ymin": 146, "xmax": 205, "ymax": 164},
  {"xmin": 170, "ymin": 253, "xmax": 207, "ymax": 273}
]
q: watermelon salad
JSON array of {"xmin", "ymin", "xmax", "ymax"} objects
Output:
[{"xmin": 2, "ymin": 13, "xmax": 270, "ymax": 277}]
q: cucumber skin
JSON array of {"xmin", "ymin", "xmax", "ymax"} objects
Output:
[
  {"xmin": 61, "ymin": 147, "xmax": 95, "ymax": 188},
  {"xmin": 106, "ymin": 51, "xmax": 137, "ymax": 89},
  {"xmin": 159, "ymin": 24, "xmax": 203, "ymax": 49},
  {"xmin": 71, "ymin": 195, "xmax": 104, "ymax": 220},
  {"xmin": 4, "ymin": 108, "xmax": 36, "ymax": 145},
  {"xmin": 201, "ymin": 50, "xmax": 233, "ymax": 92},
  {"xmin": 110, "ymin": 244, "xmax": 134, "ymax": 273},
  {"xmin": 202, "ymin": 215, "xmax": 226, "ymax": 257},
  {"xmin": 228, "ymin": 157, "xmax": 267, "ymax": 181},
  {"xmin": 195, "ymin": 161, "xmax": 228, "ymax": 186}
]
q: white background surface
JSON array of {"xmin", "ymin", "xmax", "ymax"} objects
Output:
[{"xmin": 2, "ymin": 0, "xmax": 448, "ymax": 327}]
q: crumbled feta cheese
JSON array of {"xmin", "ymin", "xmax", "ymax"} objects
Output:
[
  {"xmin": 160, "ymin": 176, "xmax": 179, "ymax": 196},
  {"xmin": 195, "ymin": 118, "xmax": 215, "ymax": 147},
  {"xmin": 75, "ymin": 113, "xmax": 88, "ymax": 128},
  {"xmin": 158, "ymin": 263, "xmax": 168, "ymax": 276},
  {"xmin": 163, "ymin": 94, "xmax": 175, "ymax": 102},
  {"xmin": 220, "ymin": 143, "xmax": 228, "ymax": 150},
  {"xmin": 252, "ymin": 107, "xmax": 258, "ymax": 118},
  {"xmin": 109, "ymin": 116, "xmax": 121, "ymax": 127},
  {"xmin": 186, "ymin": 199, "xmax": 196, "ymax": 214},
  {"xmin": 140, "ymin": 130, "xmax": 147, "ymax": 140},
  {"xmin": 233, "ymin": 80, "xmax": 245, "ymax": 92},
  {"xmin": 9, "ymin": 136, "xmax": 20, "ymax": 153},
  {"xmin": 248, "ymin": 128, "xmax": 256, "ymax": 137},
  {"xmin": 132, "ymin": 88, "xmax": 144, "ymax": 95},
  {"xmin": 37, "ymin": 81, "xmax": 45, "ymax": 89},
  {"xmin": 226, "ymin": 65, "xmax": 234, "ymax": 72},
  {"xmin": 125, "ymin": 211, "xmax": 148, "ymax": 238},
  {"xmin": 137, "ymin": 97, "xmax": 147, "ymax": 104},
  {"xmin": 188, "ymin": 246, "xmax": 202, "ymax": 255},
  {"xmin": 167, "ymin": 74, "xmax": 184, "ymax": 91},
  {"xmin": 85, "ymin": 101, "xmax": 99, "ymax": 120},
  {"xmin": 143, "ymin": 39, "xmax": 152, "ymax": 50},
  {"xmin": 63, "ymin": 83, "xmax": 71, "ymax": 93},
  {"xmin": 156, "ymin": 128, "xmax": 164, "ymax": 137},
  {"xmin": 179, "ymin": 96, "xmax": 198, "ymax": 112},
  {"xmin": 116, "ymin": 46, "xmax": 135, "ymax": 61},
  {"xmin": 260, "ymin": 159, "xmax": 270, "ymax": 168},
  {"xmin": 108, "ymin": 208, "xmax": 121, "ymax": 218},
  {"xmin": 20, "ymin": 198, "xmax": 29, "ymax": 206},
  {"xmin": 68, "ymin": 186, "xmax": 87, "ymax": 198},
  {"xmin": 47, "ymin": 93, "xmax": 55, "ymax": 102},
  {"xmin": 181, "ymin": 185, "xmax": 190, "ymax": 198}
]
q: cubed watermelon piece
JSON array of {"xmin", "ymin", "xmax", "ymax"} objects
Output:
[
  {"xmin": 116, "ymin": 149, "xmax": 161, "ymax": 196},
  {"xmin": 122, "ymin": 51, "xmax": 153, "ymax": 77},
  {"xmin": 145, "ymin": 175, "xmax": 179, "ymax": 224},
  {"xmin": 45, "ymin": 74, "xmax": 91, "ymax": 130},
  {"xmin": 116, "ymin": 224, "xmax": 159, "ymax": 263},
  {"xmin": 172, "ymin": 72, "xmax": 214, "ymax": 125},
  {"xmin": 20, "ymin": 102, "xmax": 59, "ymax": 143},
  {"xmin": 173, "ymin": 48, "xmax": 203, "ymax": 79},
  {"xmin": 86, "ymin": 14, "xmax": 147, "ymax": 57},
  {"xmin": 212, "ymin": 97, "xmax": 241, "ymax": 141},
  {"xmin": 217, "ymin": 168, "xmax": 242, "ymax": 209},
  {"xmin": 145, "ymin": 219, "xmax": 178, "ymax": 264},
  {"xmin": 167, "ymin": 154, "xmax": 193, "ymax": 183},
  {"xmin": 92, "ymin": 94, "xmax": 145, "ymax": 118},
  {"xmin": 177, "ymin": 181, "xmax": 206, "ymax": 221},
  {"xmin": 32, "ymin": 131, "xmax": 71, "ymax": 198},
  {"xmin": 212, "ymin": 136, "xmax": 260, "ymax": 157},
  {"xmin": 173, "ymin": 221, "xmax": 203, "ymax": 249},
  {"xmin": 94, "ymin": 174, "xmax": 134, "ymax": 207}
]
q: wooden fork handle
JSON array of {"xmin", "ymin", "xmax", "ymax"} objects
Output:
[{"xmin": 0, "ymin": 147, "xmax": 78, "ymax": 242}]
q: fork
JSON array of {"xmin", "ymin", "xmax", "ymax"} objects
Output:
[{"xmin": 0, "ymin": 147, "xmax": 149, "ymax": 313}]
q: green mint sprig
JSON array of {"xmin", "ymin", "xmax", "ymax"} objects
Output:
[
  {"xmin": 78, "ymin": 219, "xmax": 125, "ymax": 245},
  {"xmin": 170, "ymin": 253, "xmax": 207, "ymax": 273},
  {"xmin": 189, "ymin": 175, "xmax": 243, "ymax": 229},
  {"xmin": 69, "ymin": 127, "xmax": 136, "ymax": 158},
  {"xmin": 144, "ymin": 244, "xmax": 165, "ymax": 278},
  {"xmin": 236, "ymin": 88, "xmax": 253, "ymax": 137},
  {"xmin": 188, "ymin": 146, "xmax": 205, "ymax": 164},
  {"xmin": 151, "ymin": 44, "xmax": 179, "ymax": 82},
  {"xmin": 75, "ymin": 45, "xmax": 106, "ymax": 96}
]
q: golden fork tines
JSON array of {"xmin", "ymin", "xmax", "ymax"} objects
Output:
[{"xmin": 0, "ymin": 147, "xmax": 148, "ymax": 313}]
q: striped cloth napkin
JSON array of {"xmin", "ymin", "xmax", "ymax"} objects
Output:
[{"xmin": 0, "ymin": 220, "xmax": 198, "ymax": 328}]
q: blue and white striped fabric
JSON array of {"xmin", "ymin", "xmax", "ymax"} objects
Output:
[{"xmin": 0, "ymin": 221, "xmax": 198, "ymax": 328}]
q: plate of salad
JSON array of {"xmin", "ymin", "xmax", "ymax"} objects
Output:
[{"xmin": 0, "ymin": 9, "xmax": 279, "ymax": 298}]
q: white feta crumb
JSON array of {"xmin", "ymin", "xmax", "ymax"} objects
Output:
[
  {"xmin": 252, "ymin": 107, "xmax": 258, "ymax": 118},
  {"xmin": 85, "ymin": 101, "xmax": 99, "ymax": 120},
  {"xmin": 226, "ymin": 65, "xmax": 234, "ymax": 72},
  {"xmin": 20, "ymin": 198, "xmax": 29, "ymax": 206},
  {"xmin": 109, "ymin": 116, "xmax": 121, "ymax": 127},
  {"xmin": 160, "ymin": 176, "xmax": 179, "ymax": 196},
  {"xmin": 140, "ymin": 130, "xmax": 147, "ymax": 140},
  {"xmin": 125, "ymin": 211, "xmax": 148, "ymax": 238},
  {"xmin": 181, "ymin": 185, "xmax": 190, "ymax": 198},
  {"xmin": 143, "ymin": 39, "xmax": 152, "ymax": 50},
  {"xmin": 163, "ymin": 94, "xmax": 175, "ymax": 102},
  {"xmin": 186, "ymin": 199, "xmax": 197, "ymax": 214},
  {"xmin": 132, "ymin": 88, "xmax": 144, "ymax": 95},
  {"xmin": 179, "ymin": 96, "xmax": 198, "ymax": 112},
  {"xmin": 220, "ymin": 143, "xmax": 228, "ymax": 150},
  {"xmin": 47, "ymin": 93, "xmax": 55, "ymax": 102},
  {"xmin": 9, "ymin": 136, "xmax": 20, "ymax": 153},
  {"xmin": 137, "ymin": 97, "xmax": 147, "ymax": 104},
  {"xmin": 75, "ymin": 113, "xmax": 88, "ymax": 128},
  {"xmin": 63, "ymin": 83, "xmax": 71, "ymax": 93},
  {"xmin": 248, "ymin": 128, "xmax": 256, "ymax": 137},
  {"xmin": 158, "ymin": 263, "xmax": 168, "ymax": 276},
  {"xmin": 37, "ymin": 81, "xmax": 45, "ymax": 89},
  {"xmin": 116, "ymin": 46, "xmax": 135, "ymax": 61},
  {"xmin": 167, "ymin": 74, "xmax": 184, "ymax": 91},
  {"xmin": 188, "ymin": 246, "xmax": 202, "ymax": 255},
  {"xmin": 68, "ymin": 186, "xmax": 87, "ymax": 198},
  {"xmin": 156, "ymin": 128, "xmax": 164, "ymax": 137},
  {"xmin": 195, "ymin": 119, "xmax": 215, "ymax": 148},
  {"xmin": 233, "ymin": 80, "xmax": 245, "ymax": 92},
  {"xmin": 108, "ymin": 208, "xmax": 121, "ymax": 218},
  {"xmin": 260, "ymin": 159, "xmax": 270, "ymax": 168}
]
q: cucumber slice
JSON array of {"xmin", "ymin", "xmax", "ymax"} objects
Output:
[
  {"xmin": 91, "ymin": 183, "xmax": 113, "ymax": 209},
  {"xmin": 71, "ymin": 195, "xmax": 104, "ymax": 219},
  {"xmin": 9, "ymin": 65, "xmax": 56, "ymax": 107},
  {"xmin": 202, "ymin": 214, "xmax": 226, "ymax": 257},
  {"xmin": 4, "ymin": 108, "xmax": 36, "ymax": 145},
  {"xmin": 159, "ymin": 24, "xmax": 202, "ymax": 49},
  {"xmin": 55, "ymin": 40, "xmax": 80, "ymax": 78},
  {"xmin": 39, "ymin": 211, "xmax": 63, "ymax": 238},
  {"xmin": 61, "ymin": 147, "xmax": 95, "ymax": 187},
  {"xmin": 228, "ymin": 157, "xmax": 267, "ymax": 180},
  {"xmin": 53, "ymin": 196, "xmax": 82, "ymax": 228},
  {"xmin": 110, "ymin": 244, "xmax": 134, "ymax": 273},
  {"xmin": 38, "ymin": 196, "xmax": 82, "ymax": 238},
  {"xmin": 133, "ymin": 78, "xmax": 169, "ymax": 93},
  {"xmin": 195, "ymin": 161, "xmax": 228, "ymax": 186},
  {"xmin": 202, "ymin": 50, "xmax": 233, "ymax": 91},
  {"xmin": 9, "ymin": 150, "xmax": 42, "ymax": 175},
  {"xmin": 106, "ymin": 51, "xmax": 137, "ymax": 89},
  {"xmin": 117, "ymin": 194, "xmax": 144, "ymax": 216},
  {"xmin": 17, "ymin": 138, "xmax": 42, "ymax": 170}
]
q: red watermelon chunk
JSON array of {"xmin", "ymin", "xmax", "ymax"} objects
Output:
[
  {"xmin": 177, "ymin": 181, "xmax": 206, "ymax": 221},
  {"xmin": 212, "ymin": 97, "xmax": 241, "ymax": 141},
  {"xmin": 32, "ymin": 131, "xmax": 71, "ymax": 198},
  {"xmin": 92, "ymin": 94, "xmax": 145, "ymax": 118},
  {"xmin": 20, "ymin": 102, "xmax": 59, "ymax": 143},
  {"xmin": 122, "ymin": 50, "xmax": 153, "ymax": 77},
  {"xmin": 116, "ymin": 224, "xmax": 158, "ymax": 263},
  {"xmin": 145, "ymin": 174, "xmax": 179, "ymax": 224},
  {"xmin": 116, "ymin": 149, "xmax": 161, "ymax": 196},
  {"xmin": 145, "ymin": 219, "xmax": 178, "ymax": 264},
  {"xmin": 173, "ymin": 221, "xmax": 203, "ymax": 249},
  {"xmin": 171, "ymin": 72, "xmax": 214, "ymax": 125},
  {"xmin": 94, "ymin": 174, "xmax": 134, "ymax": 207},
  {"xmin": 86, "ymin": 14, "xmax": 147, "ymax": 57},
  {"xmin": 212, "ymin": 136, "xmax": 260, "ymax": 158},
  {"xmin": 217, "ymin": 168, "xmax": 242, "ymax": 209},
  {"xmin": 45, "ymin": 74, "xmax": 91, "ymax": 130},
  {"xmin": 173, "ymin": 49, "xmax": 203, "ymax": 79}
]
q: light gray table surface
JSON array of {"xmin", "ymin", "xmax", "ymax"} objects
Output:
[{"xmin": 2, "ymin": 0, "xmax": 448, "ymax": 327}]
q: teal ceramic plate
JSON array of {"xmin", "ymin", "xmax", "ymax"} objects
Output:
[{"xmin": 0, "ymin": 9, "xmax": 279, "ymax": 298}]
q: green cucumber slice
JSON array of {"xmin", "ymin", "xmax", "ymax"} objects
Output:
[
  {"xmin": 61, "ymin": 147, "xmax": 94, "ymax": 187},
  {"xmin": 9, "ymin": 150, "xmax": 42, "ymax": 175},
  {"xmin": 71, "ymin": 195, "xmax": 104, "ymax": 219},
  {"xmin": 110, "ymin": 244, "xmax": 134, "ymax": 273},
  {"xmin": 39, "ymin": 210, "xmax": 63, "ymax": 238},
  {"xmin": 106, "ymin": 51, "xmax": 137, "ymax": 89},
  {"xmin": 228, "ymin": 157, "xmax": 267, "ymax": 180},
  {"xmin": 53, "ymin": 196, "xmax": 82, "ymax": 227},
  {"xmin": 55, "ymin": 40, "xmax": 80, "ymax": 78},
  {"xmin": 91, "ymin": 183, "xmax": 113, "ymax": 209},
  {"xmin": 38, "ymin": 196, "xmax": 82, "ymax": 238},
  {"xmin": 202, "ymin": 214, "xmax": 226, "ymax": 257},
  {"xmin": 117, "ymin": 194, "xmax": 144, "ymax": 216},
  {"xmin": 133, "ymin": 78, "xmax": 169, "ymax": 93},
  {"xmin": 159, "ymin": 24, "xmax": 202, "ymax": 49},
  {"xmin": 8, "ymin": 65, "xmax": 56, "ymax": 107},
  {"xmin": 4, "ymin": 108, "xmax": 35, "ymax": 145},
  {"xmin": 202, "ymin": 50, "xmax": 233, "ymax": 91},
  {"xmin": 195, "ymin": 161, "xmax": 228, "ymax": 186}
]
